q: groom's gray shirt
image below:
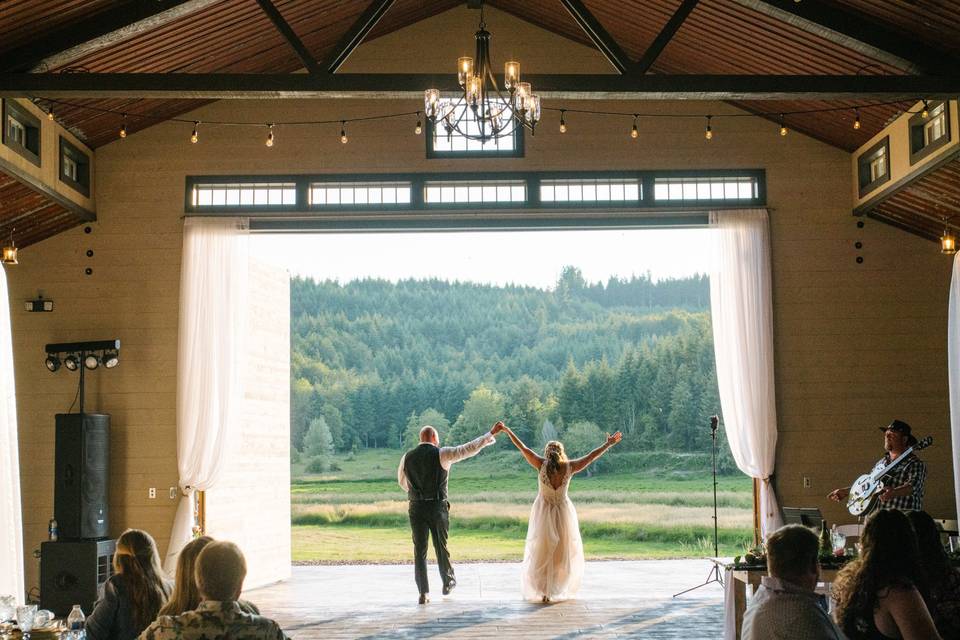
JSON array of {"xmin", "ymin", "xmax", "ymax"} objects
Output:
[{"xmin": 398, "ymin": 432, "xmax": 495, "ymax": 501}]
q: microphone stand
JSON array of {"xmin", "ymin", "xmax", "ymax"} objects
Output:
[{"xmin": 673, "ymin": 415, "xmax": 724, "ymax": 597}]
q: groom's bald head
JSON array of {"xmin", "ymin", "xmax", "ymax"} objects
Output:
[{"xmin": 419, "ymin": 426, "xmax": 439, "ymax": 445}]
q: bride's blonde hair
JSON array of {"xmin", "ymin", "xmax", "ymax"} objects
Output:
[{"xmin": 544, "ymin": 440, "xmax": 568, "ymax": 477}]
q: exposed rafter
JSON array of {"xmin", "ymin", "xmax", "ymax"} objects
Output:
[
  {"xmin": 254, "ymin": 0, "xmax": 321, "ymax": 75},
  {"xmin": 1, "ymin": 0, "xmax": 224, "ymax": 73},
  {"xmin": 557, "ymin": 0, "xmax": 632, "ymax": 75},
  {"xmin": 634, "ymin": 0, "xmax": 699, "ymax": 75},
  {"xmin": 326, "ymin": 0, "xmax": 398, "ymax": 74},
  {"xmin": 729, "ymin": 0, "xmax": 956, "ymax": 74},
  {"xmin": 4, "ymin": 73, "xmax": 957, "ymax": 100}
]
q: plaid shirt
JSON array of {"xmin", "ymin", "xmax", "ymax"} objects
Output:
[
  {"xmin": 138, "ymin": 601, "xmax": 288, "ymax": 640},
  {"xmin": 872, "ymin": 451, "xmax": 926, "ymax": 511}
]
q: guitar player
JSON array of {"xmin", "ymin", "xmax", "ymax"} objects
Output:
[{"xmin": 828, "ymin": 420, "xmax": 928, "ymax": 512}]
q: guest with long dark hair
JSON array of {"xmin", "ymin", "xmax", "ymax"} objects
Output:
[
  {"xmin": 832, "ymin": 509, "xmax": 942, "ymax": 640},
  {"xmin": 907, "ymin": 511, "xmax": 960, "ymax": 640},
  {"xmin": 86, "ymin": 529, "xmax": 171, "ymax": 640}
]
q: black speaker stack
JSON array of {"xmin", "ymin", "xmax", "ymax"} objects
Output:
[{"xmin": 41, "ymin": 413, "xmax": 114, "ymax": 617}]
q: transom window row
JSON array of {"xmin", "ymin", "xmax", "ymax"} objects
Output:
[{"xmin": 187, "ymin": 172, "xmax": 764, "ymax": 211}]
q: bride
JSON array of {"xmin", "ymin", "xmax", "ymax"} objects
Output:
[{"xmin": 492, "ymin": 421, "xmax": 622, "ymax": 602}]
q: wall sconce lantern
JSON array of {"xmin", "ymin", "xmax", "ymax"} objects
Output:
[
  {"xmin": 2, "ymin": 228, "xmax": 18, "ymax": 265},
  {"xmin": 942, "ymin": 221, "xmax": 957, "ymax": 255}
]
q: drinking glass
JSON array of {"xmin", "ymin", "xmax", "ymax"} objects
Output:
[
  {"xmin": 16, "ymin": 605, "xmax": 36, "ymax": 640},
  {"xmin": 0, "ymin": 597, "xmax": 14, "ymax": 623}
]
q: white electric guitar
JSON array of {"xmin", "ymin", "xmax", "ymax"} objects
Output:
[{"xmin": 846, "ymin": 436, "xmax": 932, "ymax": 516}]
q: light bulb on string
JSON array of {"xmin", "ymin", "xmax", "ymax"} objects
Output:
[
  {"xmin": 340, "ymin": 121, "xmax": 348, "ymax": 144},
  {"xmin": 190, "ymin": 122, "xmax": 200, "ymax": 144},
  {"xmin": 853, "ymin": 109, "xmax": 861, "ymax": 130},
  {"xmin": 265, "ymin": 124, "xmax": 275, "ymax": 147},
  {"xmin": 630, "ymin": 115, "xmax": 639, "ymax": 139},
  {"xmin": 119, "ymin": 114, "xmax": 127, "ymax": 139},
  {"xmin": 415, "ymin": 112, "xmax": 422, "ymax": 135},
  {"xmin": 47, "ymin": 107, "xmax": 54, "ymax": 121},
  {"xmin": 779, "ymin": 114, "xmax": 788, "ymax": 137},
  {"xmin": 559, "ymin": 110, "xmax": 567, "ymax": 134},
  {"xmin": 921, "ymin": 100, "xmax": 929, "ymax": 119},
  {"xmin": 705, "ymin": 116, "xmax": 713, "ymax": 140}
]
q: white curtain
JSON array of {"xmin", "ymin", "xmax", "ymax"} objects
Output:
[
  {"xmin": 0, "ymin": 266, "xmax": 23, "ymax": 602},
  {"xmin": 709, "ymin": 209, "xmax": 783, "ymax": 538},
  {"xmin": 164, "ymin": 218, "xmax": 249, "ymax": 573},
  {"xmin": 948, "ymin": 254, "xmax": 960, "ymax": 523}
]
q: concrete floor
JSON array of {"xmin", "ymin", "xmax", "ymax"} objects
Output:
[{"xmin": 247, "ymin": 560, "xmax": 726, "ymax": 639}]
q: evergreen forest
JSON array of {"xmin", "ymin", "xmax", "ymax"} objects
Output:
[{"xmin": 290, "ymin": 266, "xmax": 735, "ymax": 471}]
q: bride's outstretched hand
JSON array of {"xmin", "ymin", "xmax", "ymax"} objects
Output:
[
  {"xmin": 607, "ymin": 432, "xmax": 623, "ymax": 446},
  {"xmin": 491, "ymin": 421, "xmax": 505, "ymax": 435}
]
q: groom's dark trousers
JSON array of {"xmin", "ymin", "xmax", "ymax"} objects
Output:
[{"xmin": 408, "ymin": 499, "xmax": 454, "ymax": 595}]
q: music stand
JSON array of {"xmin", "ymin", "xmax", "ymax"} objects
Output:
[{"xmin": 782, "ymin": 507, "xmax": 824, "ymax": 530}]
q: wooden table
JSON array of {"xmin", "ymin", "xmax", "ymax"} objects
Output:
[{"xmin": 727, "ymin": 563, "xmax": 839, "ymax": 640}]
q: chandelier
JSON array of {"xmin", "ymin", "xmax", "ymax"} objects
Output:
[{"xmin": 423, "ymin": 5, "xmax": 541, "ymax": 144}]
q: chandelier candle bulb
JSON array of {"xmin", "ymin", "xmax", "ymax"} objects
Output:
[
  {"xmin": 424, "ymin": 89, "xmax": 440, "ymax": 120},
  {"xmin": 504, "ymin": 61, "xmax": 520, "ymax": 89},
  {"xmin": 458, "ymin": 57, "xmax": 474, "ymax": 87}
]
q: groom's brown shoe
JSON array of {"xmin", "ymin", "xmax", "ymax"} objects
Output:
[{"xmin": 418, "ymin": 593, "xmax": 429, "ymax": 605}]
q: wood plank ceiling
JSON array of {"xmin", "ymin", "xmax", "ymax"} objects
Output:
[{"xmin": 1, "ymin": 0, "xmax": 959, "ymax": 247}]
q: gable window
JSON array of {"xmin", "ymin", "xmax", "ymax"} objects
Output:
[
  {"xmin": 59, "ymin": 136, "xmax": 91, "ymax": 197},
  {"xmin": 857, "ymin": 137, "xmax": 890, "ymax": 197},
  {"xmin": 909, "ymin": 101, "xmax": 951, "ymax": 165},
  {"xmin": 426, "ymin": 102, "xmax": 523, "ymax": 158},
  {"xmin": 2, "ymin": 100, "xmax": 41, "ymax": 166}
]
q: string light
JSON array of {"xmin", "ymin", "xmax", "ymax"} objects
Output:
[
  {"xmin": 119, "ymin": 114, "xmax": 127, "ymax": 139},
  {"xmin": 190, "ymin": 122, "xmax": 199, "ymax": 144},
  {"xmin": 415, "ymin": 112, "xmax": 422, "ymax": 135},
  {"xmin": 630, "ymin": 114, "xmax": 639, "ymax": 139},
  {"xmin": 559, "ymin": 109, "xmax": 567, "ymax": 134},
  {"xmin": 46, "ymin": 107, "xmax": 54, "ymax": 121},
  {"xmin": 778, "ymin": 114, "xmax": 788, "ymax": 137},
  {"xmin": 265, "ymin": 124, "xmax": 274, "ymax": 147},
  {"xmin": 705, "ymin": 115, "xmax": 713, "ymax": 140},
  {"xmin": 921, "ymin": 100, "xmax": 929, "ymax": 119},
  {"xmin": 853, "ymin": 109, "xmax": 861, "ymax": 130},
  {"xmin": 340, "ymin": 121, "xmax": 348, "ymax": 144}
]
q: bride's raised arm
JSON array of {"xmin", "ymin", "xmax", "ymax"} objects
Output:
[
  {"xmin": 570, "ymin": 431, "xmax": 622, "ymax": 474},
  {"xmin": 496, "ymin": 421, "xmax": 544, "ymax": 470}
]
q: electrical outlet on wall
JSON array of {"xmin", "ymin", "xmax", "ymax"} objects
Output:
[
  {"xmin": 169, "ymin": 487, "xmax": 178, "ymax": 500},
  {"xmin": 148, "ymin": 487, "xmax": 157, "ymax": 499},
  {"xmin": 803, "ymin": 477, "xmax": 812, "ymax": 489}
]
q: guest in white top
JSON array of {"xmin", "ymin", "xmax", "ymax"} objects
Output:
[
  {"xmin": 742, "ymin": 524, "xmax": 847, "ymax": 640},
  {"xmin": 398, "ymin": 423, "xmax": 498, "ymax": 604}
]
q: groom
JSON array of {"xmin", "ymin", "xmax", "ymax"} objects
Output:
[{"xmin": 398, "ymin": 421, "xmax": 503, "ymax": 604}]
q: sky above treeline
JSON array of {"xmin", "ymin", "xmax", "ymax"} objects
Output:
[{"xmin": 252, "ymin": 228, "xmax": 711, "ymax": 289}]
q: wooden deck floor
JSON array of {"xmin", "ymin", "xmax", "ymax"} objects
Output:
[{"xmin": 246, "ymin": 560, "xmax": 726, "ymax": 639}]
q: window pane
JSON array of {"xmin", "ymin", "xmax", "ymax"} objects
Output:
[{"xmin": 541, "ymin": 185, "xmax": 554, "ymax": 202}]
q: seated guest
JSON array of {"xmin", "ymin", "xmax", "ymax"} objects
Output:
[
  {"xmin": 741, "ymin": 524, "xmax": 845, "ymax": 639},
  {"xmin": 832, "ymin": 509, "xmax": 942, "ymax": 640},
  {"xmin": 906, "ymin": 511, "xmax": 960, "ymax": 640},
  {"xmin": 158, "ymin": 536, "xmax": 259, "ymax": 617},
  {"xmin": 86, "ymin": 529, "xmax": 172, "ymax": 640},
  {"xmin": 139, "ymin": 541, "xmax": 288, "ymax": 640}
]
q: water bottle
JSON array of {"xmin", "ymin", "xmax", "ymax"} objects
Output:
[
  {"xmin": 48, "ymin": 518, "xmax": 58, "ymax": 542},
  {"xmin": 66, "ymin": 605, "xmax": 85, "ymax": 640}
]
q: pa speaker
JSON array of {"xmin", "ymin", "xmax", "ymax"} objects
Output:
[
  {"xmin": 55, "ymin": 413, "xmax": 110, "ymax": 539},
  {"xmin": 40, "ymin": 539, "xmax": 116, "ymax": 617}
]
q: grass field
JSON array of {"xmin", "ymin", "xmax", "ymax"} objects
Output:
[{"xmin": 291, "ymin": 448, "xmax": 754, "ymax": 563}]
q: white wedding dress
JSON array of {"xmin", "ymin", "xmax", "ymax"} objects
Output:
[{"xmin": 520, "ymin": 461, "xmax": 585, "ymax": 601}]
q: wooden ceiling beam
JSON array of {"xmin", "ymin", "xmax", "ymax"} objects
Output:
[
  {"xmin": 326, "ymin": 0, "xmax": 398, "ymax": 74},
  {"xmin": 1, "ymin": 0, "xmax": 224, "ymax": 73},
  {"xmin": 634, "ymin": 0, "xmax": 700, "ymax": 75},
  {"xmin": 254, "ymin": 0, "xmax": 322, "ymax": 75},
  {"xmin": 729, "ymin": 0, "xmax": 956, "ymax": 74},
  {"xmin": 3, "ymin": 72, "xmax": 958, "ymax": 100},
  {"xmin": 557, "ymin": 0, "xmax": 632, "ymax": 75}
]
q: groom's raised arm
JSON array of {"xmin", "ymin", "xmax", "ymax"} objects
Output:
[{"xmin": 439, "ymin": 430, "xmax": 496, "ymax": 470}]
